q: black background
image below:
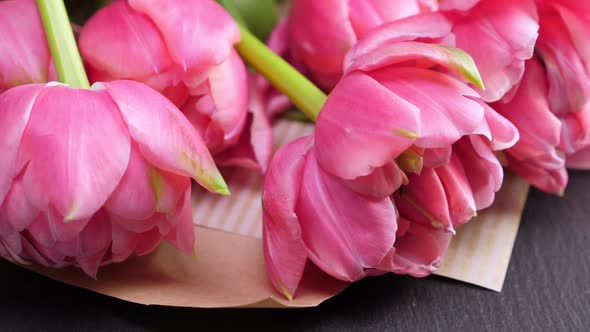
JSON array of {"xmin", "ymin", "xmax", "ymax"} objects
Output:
[{"xmin": 0, "ymin": 171, "xmax": 588, "ymax": 331}]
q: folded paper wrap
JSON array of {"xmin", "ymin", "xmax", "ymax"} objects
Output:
[{"xmin": 22, "ymin": 120, "xmax": 529, "ymax": 307}]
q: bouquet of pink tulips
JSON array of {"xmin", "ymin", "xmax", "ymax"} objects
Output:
[{"xmin": 0, "ymin": 0, "xmax": 588, "ymax": 303}]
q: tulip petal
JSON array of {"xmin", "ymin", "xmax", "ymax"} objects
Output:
[
  {"xmin": 99, "ymin": 80, "xmax": 229, "ymax": 195},
  {"xmin": 568, "ymin": 145, "xmax": 590, "ymax": 169},
  {"xmin": 163, "ymin": 187, "xmax": 195, "ymax": 254},
  {"xmin": 506, "ymin": 153, "xmax": 568, "ymax": 195},
  {"xmin": 392, "ymin": 218, "xmax": 452, "ymax": 277},
  {"xmin": 435, "ymin": 152, "xmax": 477, "ymax": 228},
  {"xmin": 315, "ymin": 71, "xmax": 420, "ymax": 180},
  {"xmin": 79, "ymin": 210, "xmax": 112, "ymax": 258},
  {"xmin": 297, "ymin": 150, "xmax": 397, "ymax": 281},
  {"xmin": 346, "ymin": 41, "xmax": 485, "ymax": 89},
  {"xmin": 451, "ymin": 0, "xmax": 539, "ymax": 102},
  {"xmin": 262, "ymin": 136, "xmax": 312, "ymax": 300},
  {"xmin": 455, "ymin": 136, "xmax": 504, "ymax": 209},
  {"xmin": 371, "ymin": 67, "xmax": 484, "ymax": 148},
  {"xmin": 0, "ymin": 176, "xmax": 39, "ymax": 233},
  {"xmin": 216, "ymin": 74, "xmax": 274, "ymax": 172},
  {"xmin": 105, "ymin": 145, "xmax": 156, "ymax": 220},
  {"xmin": 129, "ymin": 0, "xmax": 239, "ymax": 71},
  {"xmin": 348, "ymin": 0, "xmax": 423, "ymax": 36},
  {"xmin": 344, "ymin": 13, "xmax": 453, "ymax": 70},
  {"xmin": 343, "ymin": 162, "xmax": 407, "ymax": 199},
  {"xmin": 473, "ymin": 102, "xmax": 519, "ymax": 150},
  {"xmin": 79, "ymin": 1, "xmax": 174, "ymax": 83},
  {"xmin": 0, "ymin": 84, "xmax": 43, "ymax": 204},
  {"xmin": 135, "ymin": 228, "xmax": 162, "ymax": 256},
  {"xmin": 289, "ymin": 0, "xmax": 357, "ymax": 82},
  {"xmin": 394, "ymin": 168, "xmax": 452, "ymax": 230},
  {"xmin": 438, "ymin": 0, "xmax": 480, "ymax": 11},
  {"xmin": 18, "ymin": 85, "xmax": 130, "ymax": 221},
  {"xmin": 205, "ymin": 51, "xmax": 248, "ymax": 147},
  {"xmin": 0, "ymin": 0, "xmax": 50, "ymax": 90},
  {"xmin": 422, "ymin": 147, "xmax": 452, "ymax": 168},
  {"xmin": 182, "ymin": 51, "xmax": 248, "ymax": 153}
]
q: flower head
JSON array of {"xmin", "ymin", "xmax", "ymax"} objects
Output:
[{"xmin": 0, "ymin": 80, "xmax": 227, "ymax": 276}]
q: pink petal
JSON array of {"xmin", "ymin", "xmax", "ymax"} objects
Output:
[
  {"xmin": 494, "ymin": 58, "xmax": 568, "ymax": 193},
  {"xmin": 315, "ymin": 71, "xmax": 420, "ymax": 180},
  {"xmin": 163, "ymin": 187, "xmax": 195, "ymax": 254},
  {"xmin": 104, "ymin": 145, "xmax": 156, "ymax": 220},
  {"xmin": 111, "ymin": 223, "xmax": 139, "ymax": 263},
  {"xmin": 371, "ymin": 66, "xmax": 484, "ymax": 148},
  {"xmin": 537, "ymin": 6, "xmax": 590, "ymax": 115},
  {"xmin": 129, "ymin": 0, "xmax": 239, "ymax": 71},
  {"xmin": 505, "ymin": 153, "xmax": 568, "ymax": 195},
  {"xmin": 28, "ymin": 208, "xmax": 90, "ymax": 246},
  {"xmin": 434, "ymin": 153, "xmax": 477, "ymax": 228},
  {"xmin": 347, "ymin": 0, "xmax": 424, "ymax": 37},
  {"xmin": 0, "ymin": 0, "xmax": 50, "ymax": 90},
  {"xmin": 346, "ymin": 41, "xmax": 485, "ymax": 90},
  {"xmin": 76, "ymin": 249, "xmax": 108, "ymax": 278},
  {"xmin": 495, "ymin": 59, "xmax": 563, "ymax": 163},
  {"xmin": 391, "ymin": 218, "xmax": 452, "ymax": 277},
  {"xmin": 0, "ymin": 233, "xmax": 26, "ymax": 264},
  {"xmin": 79, "ymin": 209, "xmax": 112, "ymax": 258},
  {"xmin": 288, "ymin": 0, "xmax": 357, "ymax": 86},
  {"xmin": 0, "ymin": 176, "xmax": 39, "ymax": 233},
  {"xmin": 455, "ymin": 136, "xmax": 504, "ymax": 210},
  {"xmin": 19, "ymin": 84, "xmax": 131, "ymax": 220},
  {"xmin": 182, "ymin": 51, "xmax": 248, "ymax": 153},
  {"xmin": 262, "ymin": 136, "xmax": 312, "ymax": 300},
  {"xmin": 394, "ymin": 168, "xmax": 452, "ymax": 230},
  {"xmin": 343, "ymin": 161, "xmax": 407, "ymax": 199},
  {"xmin": 216, "ymin": 75, "xmax": 273, "ymax": 172},
  {"xmin": 100, "ymin": 80, "xmax": 228, "ymax": 194},
  {"xmin": 344, "ymin": 13, "xmax": 453, "ymax": 70},
  {"xmin": 450, "ymin": 0, "xmax": 539, "ymax": 102},
  {"xmin": 297, "ymin": 149, "xmax": 397, "ymax": 281},
  {"xmin": 0, "ymin": 84, "xmax": 43, "ymax": 204},
  {"xmin": 134, "ymin": 228, "xmax": 162, "ymax": 256},
  {"xmin": 423, "ymin": 147, "xmax": 452, "ymax": 168},
  {"xmin": 78, "ymin": 1, "xmax": 174, "ymax": 83},
  {"xmin": 473, "ymin": 102, "xmax": 519, "ymax": 150},
  {"xmin": 438, "ymin": 0, "xmax": 480, "ymax": 11},
  {"xmin": 568, "ymin": 145, "xmax": 590, "ymax": 169}
]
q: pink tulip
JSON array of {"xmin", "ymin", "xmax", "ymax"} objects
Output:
[
  {"xmin": 0, "ymin": 80, "xmax": 227, "ymax": 276},
  {"xmin": 316, "ymin": 15, "xmax": 517, "ymax": 275},
  {"xmin": 79, "ymin": 0, "xmax": 254, "ymax": 166},
  {"xmin": 443, "ymin": 0, "xmax": 539, "ymax": 102},
  {"xmin": 535, "ymin": 0, "xmax": 590, "ymax": 168},
  {"xmin": 0, "ymin": 0, "xmax": 54, "ymax": 92},
  {"xmin": 490, "ymin": 0, "xmax": 590, "ymax": 193},
  {"xmin": 262, "ymin": 136, "xmax": 397, "ymax": 300},
  {"xmin": 286, "ymin": 0, "xmax": 436, "ymax": 90},
  {"xmin": 494, "ymin": 58, "xmax": 568, "ymax": 194},
  {"xmin": 263, "ymin": 14, "xmax": 522, "ymax": 297},
  {"xmin": 315, "ymin": 14, "xmax": 489, "ymax": 198}
]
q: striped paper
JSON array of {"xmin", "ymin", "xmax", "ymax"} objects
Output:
[{"xmin": 192, "ymin": 119, "xmax": 530, "ymax": 292}]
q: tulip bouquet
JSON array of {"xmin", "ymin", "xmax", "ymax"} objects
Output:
[{"xmin": 0, "ymin": 0, "xmax": 588, "ymax": 304}]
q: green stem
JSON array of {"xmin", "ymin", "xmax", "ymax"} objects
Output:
[
  {"xmin": 220, "ymin": 0, "xmax": 326, "ymax": 121},
  {"xmin": 37, "ymin": 0, "xmax": 90, "ymax": 89}
]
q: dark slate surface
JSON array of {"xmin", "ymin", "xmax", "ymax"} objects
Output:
[{"xmin": 0, "ymin": 171, "xmax": 588, "ymax": 332}]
